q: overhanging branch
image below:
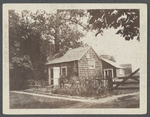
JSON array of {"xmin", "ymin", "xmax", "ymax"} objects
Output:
[{"xmin": 61, "ymin": 18, "xmax": 88, "ymax": 30}]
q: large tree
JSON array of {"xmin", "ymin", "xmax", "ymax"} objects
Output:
[
  {"xmin": 9, "ymin": 10, "xmax": 33, "ymax": 70},
  {"xmin": 87, "ymin": 9, "xmax": 139, "ymax": 41},
  {"xmin": 9, "ymin": 9, "xmax": 86, "ymax": 79},
  {"xmin": 45, "ymin": 9, "xmax": 87, "ymax": 54}
]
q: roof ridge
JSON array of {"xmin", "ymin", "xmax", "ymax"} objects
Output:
[{"xmin": 78, "ymin": 46, "xmax": 91, "ymax": 61}]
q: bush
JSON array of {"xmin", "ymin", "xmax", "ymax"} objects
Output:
[
  {"xmin": 9, "ymin": 67, "xmax": 30, "ymax": 91},
  {"xmin": 52, "ymin": 76, "xmax": 109, "ymax": 97}
]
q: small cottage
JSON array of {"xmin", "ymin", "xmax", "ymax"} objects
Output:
[
  {"xmin": 45, "ymin": 46, "xmax": 103, "ymax": 86},
  {"xmin": 100, "ymin": 58, "xmax": 125, "ymax": 79}
]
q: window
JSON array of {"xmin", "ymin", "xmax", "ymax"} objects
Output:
[
  {"xmin": 119, "ymin": 69, "xmax": 123, "ymax": 74},
  {"xmin": 61, "ymin": 66, "xmax": 67, "ymax": 76},
  {"xmin": 88, "ymin": 59, "xmax": 95, "ymax": 69}
]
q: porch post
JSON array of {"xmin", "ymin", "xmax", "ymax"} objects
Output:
[
  {"xmin": 48, "ymin": 67, "xmax": 51, "ymax": 85},
  {"xmin": 77, "ymin": 60, "xmax": 79, "ymax": 77}
]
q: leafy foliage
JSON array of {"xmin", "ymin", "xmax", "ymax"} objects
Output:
[
  {"xmin": 45, "ymin": 9, "xmax": 87, "ymax": 54},
  {"xmin": 9, "ymin": 9, "xmax": 87, "ymax": 84},
  {"xmin": 88, "ymin": 9, "xmax": 139, "ymax": 41},
  {"xmin": 54, "ymin": 74, "xmax": 105, "ymax": 97},
  {"xmin": 52, "ymin": 77, "xmax": 108, "ymax": 97},
  {"xmin": 9, "ymin": 10, "xmax": 22, "ymax": 63}
]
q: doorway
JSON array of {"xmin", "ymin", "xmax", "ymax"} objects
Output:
[
  {"xmin": 104, "ymin": 69, "xmax": 113, "ymax": 79},
  {"xmin": 50, "ymin": 69, "xmax": 53, "ymax": 85},
  {"xmin": 103, "ymin": 69, "xmax": 113, "ymax": 88},
  {"xmin": 48, "ymin": 67, "xmax": 60, "ymax": 86}
]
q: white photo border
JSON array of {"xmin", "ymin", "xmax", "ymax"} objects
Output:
[{"xmin": 3, "ymin": 3, "xmax": 147, "ymax": 115}]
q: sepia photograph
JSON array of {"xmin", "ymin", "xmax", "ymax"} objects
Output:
[{"xmin": 3, "ymin": 4, "xmax": 147, "ymax": 114}]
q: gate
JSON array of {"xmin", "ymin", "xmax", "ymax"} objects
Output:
[{"xmin": 112, "ymin": 68, "xmax": 140, "ymax": 90}]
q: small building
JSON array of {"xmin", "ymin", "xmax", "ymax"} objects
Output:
[
  {"xmin": 45, "ymin": 46, "xmax": 103, "ymax": 86},
  {"xmin": 100, "ymin": 58, "xmax": 125, "ymax": 79}
]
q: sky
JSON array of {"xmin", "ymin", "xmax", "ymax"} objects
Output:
[
  {"xmin": 81, "ymin": 29, "xmax": 141, "ymax": 71},
  {"xmin": 13, "ymin": 7, "xmax": 141, "ymax": 71}
]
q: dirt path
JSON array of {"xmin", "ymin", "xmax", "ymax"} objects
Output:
[{"xmin": 10, "ymin": 91, "xmax": 139, "ymax": 104}]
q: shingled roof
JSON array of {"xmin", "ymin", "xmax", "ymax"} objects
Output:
[
  {"xmin": 101, "ymin": 58, "xmax": 123, "ymax": 68},
  {"xmin": 45, "ymin": 46, "xmax": 91, "ymax": 65}
]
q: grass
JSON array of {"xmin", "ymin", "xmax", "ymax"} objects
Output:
[
  {"xmin": 22, "ymin": 86, "xmax": 139, "ymax": 100},
  {"xmin": 10, "ymin": 91, "xmax": 139, "ymax": 108},
  {"xmin": 10, "ymin": 92, "xmax": 80, "ymax": 109},
  {"xmin": 68, "ymin": 94, "xmax": 139, "ymax": 108},
  {"xmin": 95, "ymin": 93, "xmax": 139, "ymax": 108},
  {"xmin": 113, "ymin": 89, "xmax": 139, "ymax": 95}
]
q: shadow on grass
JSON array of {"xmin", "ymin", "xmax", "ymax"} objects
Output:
[
  {"xmin": 10, "ymin": 92, "xmax": 139, "ymax": 108},
  {"xmin": 10, "ymin": 92, "xmax": 79, "ymax": 109}
]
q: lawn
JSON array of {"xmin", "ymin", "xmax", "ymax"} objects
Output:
[
  {"xmin": 10, "ymin": 92, "xmax": 80, "ymax": 109},
  {"xmin": 10, "ymin": 92, "xmax": 139, "ymax": 109},
  {"xmin": 70, "ymin": 94, "xmax": 139, "ymax": 108}
]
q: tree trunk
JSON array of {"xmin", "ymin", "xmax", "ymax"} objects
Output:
[
  {"xmin": 54, "ymin": 10, "xmax": 60, "ymax": 54},
  {"xmin": 54, "ymin": 32, "xmax": 59, "ymax": 54}
]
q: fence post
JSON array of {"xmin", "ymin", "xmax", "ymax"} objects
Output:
[{"xmin": 108, "ymin": 76, "xmax": 113, "ymax": 93}]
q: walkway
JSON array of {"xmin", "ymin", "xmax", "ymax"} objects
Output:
[{"xmin": 10, "ymin": 91, "xmax": 139, "ymax": 104}]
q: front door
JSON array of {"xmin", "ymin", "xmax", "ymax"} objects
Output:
[
  {"xmin": 53, "ymin": 67, "xmax": 60, "ymax": 86},
  {"xmin": 48, "ymin": 67, "xmax": 60, "ymax": 86},
  {"xmin": 104, "ymin": 69, "xmax": 113, "ymax": 79},
  {"xmin": 106, "ymin": 70, "xmax": 112, "ymax": 78},
  {"xmin": 48, "ymin": 67, "xmax": 53, "ymax": 85},
  {"xmin": 103, "ymin": 69, "xmax": 113, "ymax": 87}
]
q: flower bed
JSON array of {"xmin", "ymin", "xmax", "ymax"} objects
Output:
[
  {"xmin": 24, "ymin": 77, "xmax": 110, "ymax": 98},
  {"xmin": 24, "ymin": 77, "xmax": 139, "ymax": 99},
  {"xmin": 51, "ymin": 77, "xmax": 110, "ymax": 98}
]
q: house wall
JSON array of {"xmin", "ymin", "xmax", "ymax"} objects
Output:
[
  {"xmin": 123, "ymin": 68, "xmax": 132, "ymax": 76},
  {"xmin": 116, "ymin": 68, "xmax": 125, "ymax": 77},
  {"xmin": 101, "ymin": 60, "xmax": 117, "ymax": 77},
  {"xmin": 120, "ymin": 64, "xmax": 132, "ymax": 76},
  {"xmin": 78, "ymin": 48, "xmax": 103, "ymax": 79},
  {"xmin": 46, "ymin": 61, "xmax": 78, "ymax": 80}
]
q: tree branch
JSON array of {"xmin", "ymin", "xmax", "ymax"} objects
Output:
[{"xmin": 61, "ymin": 18, "xmax": 88, "ymax": 30}]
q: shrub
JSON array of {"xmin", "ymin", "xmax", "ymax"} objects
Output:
[
  {"xmin": 9, "ymin": 67, "xmax": 30, "ymax": 91},
  {"xmin": 27, "ymin": 79, "xmax": 48, "ymax": 88},
  {"xmin": 59, "ymin": 75, "xmax": 67, "ymax": 88},
  {"xmin": 52, "ymin": 76, "xmax": 109, "ymax": 97}
]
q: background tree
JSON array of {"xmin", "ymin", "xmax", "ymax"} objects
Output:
[
  {"xmin": 45, "ymin": 9, "xmax": 87, "ymax": 54},
  {"xmin": 9, "ymin": 10, "xmax": 35, "ymax": 90},
  {"xmin": 87, "ymin": 9, "xmax": 139, "ymax": 41},
  {"xmin": 18, "ymin": 10, "xmax": 54, "ymax": 79},
  {"xmin": 9, "ymin": 9, "xmax": 87, "ymax": 84}
]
